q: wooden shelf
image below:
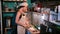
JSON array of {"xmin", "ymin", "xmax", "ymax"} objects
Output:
[
  {"xmin": 5, "ymin": 28, "xmax": 12, "ymax": 34},
  {"xmin": 3, "ymin": 1, "xmax": 23, "ymax": 2},
  {"xmin": 2, "ymin": 11, "xmax": 16, "ymax": 13},
  {"xmin": 3, "ymin": 1, "xmax": 26, "ymax": 2},
  {"xmin": 5, "ymin": 28, "xmax": 12, "ymax": 29},
  {"xmin": 3, "ymin": 1, "xmax": 26, "ymax": 3}
]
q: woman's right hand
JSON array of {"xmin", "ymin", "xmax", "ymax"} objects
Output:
[{"xmin": 28, "ymin": 27, "xmax": 40, "ymax": 34}]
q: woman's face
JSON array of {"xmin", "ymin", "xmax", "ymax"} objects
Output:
[{"xmin": 23, "ymin": 6, "xmax": 28, "ymax": 12}]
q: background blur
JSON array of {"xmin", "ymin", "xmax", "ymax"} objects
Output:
[{"xmin": 1, "ymin": 0, "xmax": 60, "ymax": 34}]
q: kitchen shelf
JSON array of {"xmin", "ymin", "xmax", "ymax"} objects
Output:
[
  {"xmin": 3, "ymin": 1, "xmax": 24, "ymax": 2},
  {"xmin": 2, "ymin": 11, "xmax": 16, "ymax": 13},
  {"xmin": 5, "ymin": 28, "xmax": 12, "ymax": 34}
]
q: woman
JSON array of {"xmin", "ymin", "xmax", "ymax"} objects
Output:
[{"xmin": 15, "ymin": 2, "xmax": 40, "ymax": 34}]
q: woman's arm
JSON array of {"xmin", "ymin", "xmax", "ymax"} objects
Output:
[{"xmin": 15, "ymin": 11, "xmax": 21, "ymax": 24}]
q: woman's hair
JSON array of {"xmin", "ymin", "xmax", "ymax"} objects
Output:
[{"xmin": 16, "ymin": 6, "xmax": 25, "ymax": 11}]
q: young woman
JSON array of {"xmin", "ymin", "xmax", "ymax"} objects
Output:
[{"xmin": 15, "ymin": 2, "xmax": 40, "ymax": 34}]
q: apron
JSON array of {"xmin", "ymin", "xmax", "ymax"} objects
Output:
[{"xmin": 17, "ymin": 12, "xmax": 31, "ymax": 34}]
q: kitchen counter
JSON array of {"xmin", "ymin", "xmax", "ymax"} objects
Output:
[
  {"xmin": 50, "ymin": 21, "xmax": 60, "ymax": 26},
  {"xmin": 44, "ymin": 20, "xmax": 60, "ymax": 30},
  {"xmin": 44, "ymin": 20, "xmax": 60, "ymax": 34},
  {"xmin": 44, "ymin": 20, "xmax": 60, "ymax": 26}
]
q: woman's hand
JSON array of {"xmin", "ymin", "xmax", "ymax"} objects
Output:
[{"xmin": 28, "ymin": 27, "xmax": 40, "ymax": 34}]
